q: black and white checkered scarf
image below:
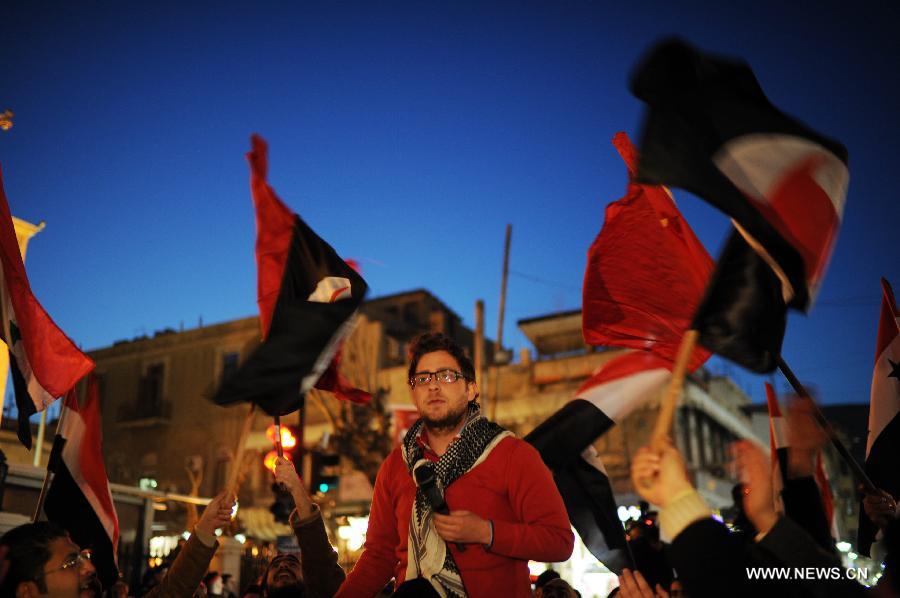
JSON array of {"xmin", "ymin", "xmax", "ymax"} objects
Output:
[{"xmin": 401, "ymin": 403, "xmax": 510, "ymax": 597}]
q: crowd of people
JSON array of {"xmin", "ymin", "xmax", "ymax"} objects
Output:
[{"xmin": 0, "ymin": 333, "xmax": 897, "ymax": 597}]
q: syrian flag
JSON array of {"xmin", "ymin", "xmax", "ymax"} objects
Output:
[
  {"xmin": 859, "ymin": 278, "xmax": 900, "ymax": 556},
  {"xmin": 582, "ymin": 132, "xmax": 713, "ymax": 369},
  {"xmin": 526, "ymin": 350, "xmax": 672, "ymax": 574},
  {"xmin": 0, "ymin": 165, "xmax": 94, "ymax": 449},
  {"xmin": 44, "ymin": 375, "xmax": 120, "ymax": 589},
  {"xmin": 630, "ymin": 39, "xmax": 849, "ymax": 373},
  {"xmin": 211, "ymin": 136, "xmax": 369, "ymax": 416}
]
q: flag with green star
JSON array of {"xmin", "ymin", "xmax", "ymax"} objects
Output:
[{"xmin": 859, "ymin": 277, "xmax": 900, "ymax": 556}]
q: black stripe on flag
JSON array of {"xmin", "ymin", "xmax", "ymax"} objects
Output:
[
  {"xmin": 526, "ymin": 400, "xmax": 614, "ymax": 468},
  {"xmin": 859, "ymin": 412, "xmax": 900, "ymax": 556},
  {"xmin": 526, "ymin": 400, "xmax": 629, "ymax": 573},
  {"xmin": 691, "ymin": 232, "xmax": 788, "ymax": 373},
  {"xmin": 44, "ymin": 444, "xmax": 119, "ymax": 588},
  {"xmin": 9, "ymin": 349, "xmax": 36, "ymax": 449}
]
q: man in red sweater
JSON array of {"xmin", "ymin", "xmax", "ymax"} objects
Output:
[{"xmin": 336, "ymin": 333, "xmax": 574, "ymax": 598}]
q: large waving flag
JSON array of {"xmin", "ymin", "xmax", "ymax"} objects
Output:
[
  {"xmin": 528, "ymin": 134, "xmax": 713, "ymax": 573},
  {"xmin": 0, "ymin": 166, "xmax": 94, "ymax": 449},
  {"xmin": 859, "ymin": 278, "xmax": 900, "ymax": 555},
  {"xmin": 630, "ymin": 39, "xmax": 849, "ymax": 373},
  {"xmin": 44, "ymin": 375, "xmax": 120, "ymax": 588},
  {"xmin": 583, "ymin": 132, "xmax": 713, "ymax": 369},
  {"xmin": 212, "ymin": 136, "xmax": 369, "ymax": 415},
  {"xmin": 526, "ymin": 350, "xmax": 672, "ymax": 573}
]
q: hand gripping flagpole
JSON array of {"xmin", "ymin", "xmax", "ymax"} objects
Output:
[
  {"xmin": 274, "ymin": 415, "xmax": 284, "ymax": 458},
  {"xmin": 776, "ymin": 357, "xmax": 878, "ymax": 494}
]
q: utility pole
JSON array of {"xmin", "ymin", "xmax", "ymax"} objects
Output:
[
  {"xmin": 489, "ymin": 224, "xmax": 511, "ymax": 421},
  {"xmin": 474, "ymin": 300, "xmax": 485, "ymax": 392}
]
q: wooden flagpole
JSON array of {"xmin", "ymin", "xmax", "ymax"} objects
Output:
[
  {"xmin": 777, "ymin": 357, "xmax": 878, "ymax": 493},
  {"xmin": 226, "ymin": 403, "xmax": 256, "ymax": 499},
  {"xmin": 33, "ymin": 400, "xmax": 70, "ymax": 522},
  {"xmin": 274, "ymin": 415, "xmax": 284, "ymax": 458},
  {"xmin": 650, "ymin": 329, "xmax": 699, "ymax": 448}
]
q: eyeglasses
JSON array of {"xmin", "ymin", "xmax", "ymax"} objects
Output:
[
  {"xmin": 409, "ymin": 369, "xmax": 468, "ymax": 387},
  {"xmin": 38, "ymin": 549, "xmax": 92, "ymax": 580}
]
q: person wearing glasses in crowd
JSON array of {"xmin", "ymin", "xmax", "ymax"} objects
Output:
[
  {"xmin": 0, "ymin": 490, "xmax": 235, "ymax": 597},
  {"xmin": 336, "ymin": 332, "xmax": 573, "ymax": 597}
]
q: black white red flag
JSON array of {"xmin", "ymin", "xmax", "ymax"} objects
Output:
[
  {"xmin": 526, "ymin": 350, "xmax": 672, "ymax": 573},
  {"xmin": 630, "ymin": 39, "xmax": 849, "ymax": 372},
  {"xmin": 0, "ymin": 165, "xmax": 94, "ymax": 448},
  {"xmin": 44, "ymin": 375, "xmax": 120, "ymax": 588},
  {"xmin": 212, "ymin": 136, "xmax": 369, "ymax": 415},
  {"xmin": 859, "ymin": 278, "xmax": 900, "ymax": 555}
]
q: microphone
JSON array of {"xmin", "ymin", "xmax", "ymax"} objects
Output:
[{"xmin": 414, "ymin": 463, "xmax": 466, "ymax": 552}]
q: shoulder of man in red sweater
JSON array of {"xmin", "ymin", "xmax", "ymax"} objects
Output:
[{"xmin": 486, "ymin": 435, "xmax": 575, "ymax": 563}]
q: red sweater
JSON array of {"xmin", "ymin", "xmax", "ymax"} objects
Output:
[{"xmin": 336, "ymin": 436, "xmax": 574, "ymax": 597}]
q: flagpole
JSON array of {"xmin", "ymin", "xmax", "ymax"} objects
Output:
[
  {"xmin": 650, "ymin": 330, "xmax": 698, "ymax": 448},
  {"xmin": 32, "ymin": 410, "xmax": 48, "ymax": 466},
  {"xmin": 226, "ymin": 403, "xmax": 256, "ymax": 500},
  {"xmin": 274, "ymin": 415, "xmax": 284, "ymax": 458},
  {"xmin": 776, "ymin": 357, "xmax": 878, "ymax": 493},
  {"xmin": 32, "ymin": 403, "xmax": 69, "ymax": 522}
]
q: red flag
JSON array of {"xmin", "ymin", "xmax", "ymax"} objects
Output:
[
  {"xmin": 0, "ymin": 165, "xmax": 94, "ymax": 448},
  {"xmin": 582, "ymin": 132, "xmax": 713, "ymax": 371},
  {"xmin": 44, "ymin": 375, "xmax": 120, "ymax": 588}
]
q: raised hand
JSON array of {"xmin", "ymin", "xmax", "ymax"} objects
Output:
[
  {"xmin": 196, "ymin": 490, "xmax": 236, "ymax": 538},
  {"xmin": 631, "ymin": 439, "xmax": 692, "ymax": 508}
]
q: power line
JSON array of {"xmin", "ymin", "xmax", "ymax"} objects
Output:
[{"xmin": 509, "ymin": 269, "xmax": 581, "ymax": 292}]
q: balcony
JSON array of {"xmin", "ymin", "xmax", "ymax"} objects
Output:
[{"xmin": 117, "ymin": 399, "xmax": 173, "ymax": 427}]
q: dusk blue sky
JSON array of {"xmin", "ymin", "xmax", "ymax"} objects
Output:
[{"xmin": 2, "ymin": 1, "xmax": 898, "ymax": 414}]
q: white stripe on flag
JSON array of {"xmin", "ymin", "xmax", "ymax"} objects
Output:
[
  {"xmin": 60, "ymin": 404, "xmax": 119, "ymax": 552},
  {"xmin": 867, "ymin": 312, "xmax": 900, "ymax": 456},
  {"xmin": 576, "ymin": 367, "xmax": 670, "ymax": 423}
]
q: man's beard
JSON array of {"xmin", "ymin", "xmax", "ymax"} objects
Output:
[
  {"xmin": 80, "ymin": 574, "xmax": 103, "ymax": 598},
  {"xmin": 422, "ymin": 400, "xmax": 468, "ymax": 433},
  {"xmin": 267, "ymin": 585, "xmax": 305, "ymax": 598}
]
